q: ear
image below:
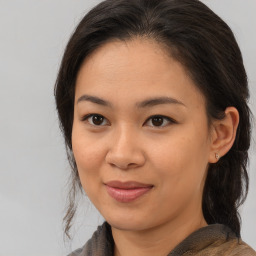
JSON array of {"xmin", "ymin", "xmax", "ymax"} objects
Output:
[{"xmin": 208, "ymin": 107, "xmax": 239, "ymax": 163}]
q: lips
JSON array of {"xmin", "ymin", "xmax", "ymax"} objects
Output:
[{"xmin": 105, "ymin": 180, "xmax": 153, "ymax": 203}]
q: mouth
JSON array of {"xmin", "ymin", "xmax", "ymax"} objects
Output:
[{"xmin": 104, "ymin": 180, "xmax": 154, "ymax": 203}]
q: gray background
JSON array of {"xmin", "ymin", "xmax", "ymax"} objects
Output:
[{"xmin": 0, "ymin": 0, "xmax": 255, "ymax": 255}]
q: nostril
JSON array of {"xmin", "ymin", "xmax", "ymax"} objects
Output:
[
  {"xmin": 108, "ymin": 162, "xmax": 133, "ymax": 170},
  {"xmin": 105, "ymin": 133, "xmax": 146, "ymax": 169},
  {"xmin": 105, "ymin": 150, "xmax": 145, "ymax": 170}
]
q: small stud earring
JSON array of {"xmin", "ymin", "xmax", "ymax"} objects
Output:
[{"xmin": 215, "ymin": 153, "xmax": 220, "ymax": 160}]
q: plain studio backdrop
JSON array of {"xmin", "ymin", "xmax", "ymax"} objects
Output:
[{"xmin": 0, "ymin": 0, "xmax": 255, "ymax": 255}]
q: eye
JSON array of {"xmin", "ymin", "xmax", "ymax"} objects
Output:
[
  {"xmin": 145, "ymin": 115, "xmax": 175, "ymax": 127},
  {"xmin": 82, "ymin": 114, "xmax": 109, "ymax": 126}
]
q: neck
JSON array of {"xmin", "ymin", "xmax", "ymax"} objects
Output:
[{"xmin": 112, "ymin": 213, "xmax": 207, "ymax": 256}]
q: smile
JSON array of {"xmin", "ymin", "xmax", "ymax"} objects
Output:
[{"xmin": 105, "ymin": 180, "xmax": 153, "ymax": 203}]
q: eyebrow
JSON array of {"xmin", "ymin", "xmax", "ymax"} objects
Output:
[
  {"xmin": 77, "ymin": 94, "xmax": 186, "ymax": 108},
  {"xmin": 77, "ymin": 95, "xmax": 112, "ymax": 107},
  {"xmin": 136, "ymin": 96, "xmax": 186, "ymax": 108}
]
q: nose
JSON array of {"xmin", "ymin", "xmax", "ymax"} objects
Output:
[{"xmin": 105, "ymin": 126, "xmax": 146, "ymax": 170}]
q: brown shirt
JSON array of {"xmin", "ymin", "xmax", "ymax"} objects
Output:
[{"xmin": 69, "ymin": 222, "xmax": 256, "ymax": 256}]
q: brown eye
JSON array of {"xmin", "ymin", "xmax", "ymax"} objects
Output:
[
  {"xmin": 84, "ymin": 114, "xmax": 108, "ymax": 126},
  {"xmin": 152, "ymin": 116, "xmax": 164, "ymax": 126},
  {"xmin": 145, "ymin": 115, "xmax": 175, "ymax": 128},
  {"xmin": 92, "ymin": 115, "xmax": 104, "ymax": 125}
]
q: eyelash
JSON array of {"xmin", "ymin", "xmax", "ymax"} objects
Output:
[
  {"xmin": 81, "ymin": 114, "xmax": 176, "ymax": 128},
  {"xmin": 145, "ymin": 115, "xmax": 176, "ymax": 127}
]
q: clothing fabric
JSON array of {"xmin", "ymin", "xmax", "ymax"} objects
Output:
[{"xmin": 68, "ymin": 222, "xmax": 256, "ymax": 256}]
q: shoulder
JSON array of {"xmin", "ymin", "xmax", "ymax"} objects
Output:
[
  {"xmin": 170, "ymin": 224, "xmax": 256, "ymax": 256},
  {"xmin": 198, "ymin": 225, "xmax": 256, "ymax": 255},
  {"xmin": 67, "ymin": 222, "xmax": 114, "ymax": 256},
  {"xmin": 67, "ymin": 248, "xmax": 83, "ymax": 256},
  {"xmin": 203, "ymin": 225, "xmax": 256, "ymax": 256},
  {"xmin": 210, "ymin": 239, "xmax": 256, "ymax": 256}
]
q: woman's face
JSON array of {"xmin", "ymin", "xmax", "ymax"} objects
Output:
[{"xmin": 72, "ymin": 39, "xmax": 213, "ymax": 231}]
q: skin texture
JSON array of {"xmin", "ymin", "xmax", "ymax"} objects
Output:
[{"xmin": 72, "ymin": 39, "xmax": 239, "ymax": 256}]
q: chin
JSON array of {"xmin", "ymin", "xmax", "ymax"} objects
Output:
[
  {"xmin": 103, "ymin": 211, "xmax": 157, "ymax": 232},
  {"xmin": 108, "ymin": 219, "xmax": 146, "ymax": 231}
]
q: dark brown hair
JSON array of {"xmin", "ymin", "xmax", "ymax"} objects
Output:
[{"xmin": 55, "ymin": 0, "xmax": 251, "ymax": 238}]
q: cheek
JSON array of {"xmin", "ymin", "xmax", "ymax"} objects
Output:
[
  {"xmin": 73, "ymin": 142, "xmax": 103, "ymax": 169},
  {"xmin": 71, "ymin": 128, "xmax": 106, "ymax": 189},
  {"xmin": 150, "ymin": 134, "xmax": 209, "ymax": 219},
  {"xmin": 151, "ymin": 128, "xmax": 209, "ymax": 190}
]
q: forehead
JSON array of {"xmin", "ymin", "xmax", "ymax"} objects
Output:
[
  {"xmin": 75, "ymin": 38, "xmax": 205, "ymax": 109},
  {"xmin": 78, "ymin": 39, "xmax": 169, "ymax": 82}
]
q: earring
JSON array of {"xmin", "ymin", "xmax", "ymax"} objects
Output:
[{"xmin": 215, "ymin": 153, "xmax": 220, "ymax": 160}]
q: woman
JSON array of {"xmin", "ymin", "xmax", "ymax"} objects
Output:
[{"xmin": 55, "ymin": 0, "xmax": 256, "ymax": 255}]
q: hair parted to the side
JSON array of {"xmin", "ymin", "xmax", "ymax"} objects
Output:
[{"xmin": 54, "ymin": 0, "xmax": 251, "ymax": 239}]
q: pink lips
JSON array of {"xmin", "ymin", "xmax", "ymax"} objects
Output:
[{"xmin": 105, "ymin": 181, "xmax": 153, "ymax": 203}]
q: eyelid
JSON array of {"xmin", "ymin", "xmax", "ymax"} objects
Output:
[
  {"xmin": 81, "ymin": 113, "xmax": 176, "ymax": 127},
  {"xmin": 144, "ymin": 115, "xmax": 177, "ymax": 127},
  {"xmin": 81, "ymin": 113, "xmax": 110, "ymax": 126}
]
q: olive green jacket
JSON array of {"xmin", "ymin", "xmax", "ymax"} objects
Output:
[{"xmin": 69, "ymin": 222, "xmax": 256, "ymax": 255}]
